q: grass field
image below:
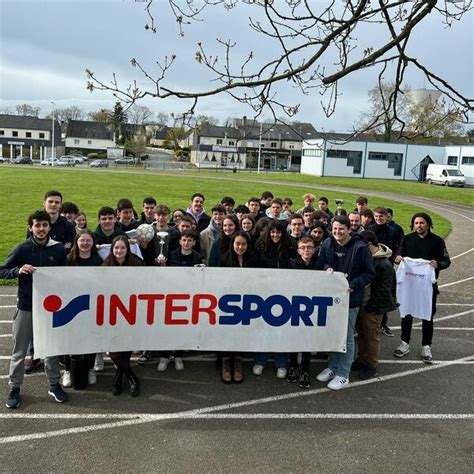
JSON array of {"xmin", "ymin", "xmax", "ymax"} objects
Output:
[
  {"xmin": 0, "ymin": 166, "xmax": 452, "ymax": 265},
  {"xmin": 183, "ymin": 170, "xmax": 474, "ymax": 206}
]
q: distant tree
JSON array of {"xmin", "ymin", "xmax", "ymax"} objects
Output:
[
  {"xmin": 155, "ymin": 111, "xmax": 170, "ymax": 125},
  {"xmin": 128, "ymin": 104, "xmax": 154, "ymax": 124},
  {"xmin": 111, "ymin": 101, "xmax": 128, "ymax": 143},
  {"xmin": 46, "ymin": 106, "xmax": 85, "ymax": 122},
  {"xmin": 0, "ymin": 106, "xmax": 13, "ymax": 115},
  {"xmin": 407, "ymin": 98, "xmax": 465, "ymax": 140},
  {"xmin": 125, "ymin": 135, "xmax": 147, "ymax": 157},
  {"xmin": 358, "ymin": 81, "xmax": 409, "ymax": 142},
  {"xmin": 88, "ymin": 108, "xmax": 112, "ymax": 122},
  {"xmin": 190, "ymin": 114, "xmax": 219, "ymax": 128},
  {"xmin": 15, "ymin": 104, "xmax": 40, "ymax": 117},
  {"xmin": 167, "ymin": 127, "xmax": 186, "ymax": 148}
]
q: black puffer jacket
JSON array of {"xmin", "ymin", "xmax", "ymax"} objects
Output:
[{"xmin": 364, "ymin": 244, "xmax": 398, "ymax": 314}]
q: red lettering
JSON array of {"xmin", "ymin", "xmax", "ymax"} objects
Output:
[
  {"xmin": 109, "ymin": 295, "xmax": 137, "ymax": 326},
  {"xmin": 138, "ymin": 294, "xmax": 165, "ymax": 324},
  {"xmin": 191, "ymin": 294, "xmax": 217, "ymax": 325},
  {"xmin": 164, "ymin": 294, "xmax": 190, "ymax": 325},
  {"xmin": 96, "ymin": 294, "xmax": 105, "ymax": 326}
]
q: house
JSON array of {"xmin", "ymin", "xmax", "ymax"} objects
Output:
[
  {"xmin": 149, "ymin": 125, "xmax": 171, "ymax": 147},
  {"xmin": 301, "ymin": 134, "xmax": 474, "ymax": 185},
  {"xmin": 186, "ymin": 118, "xmax": 319, "ymax": 170},
  {"xmin": 0, "ymin": 114, "xmax": 63, "ymax": 160},
  {"xmin": 65, "ymin": 120, "xmax": 115, "ymax": 153}
]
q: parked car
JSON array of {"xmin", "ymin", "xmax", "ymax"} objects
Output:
[
  {"xmin": 12, "ymin": 156, "xmax": 33, "ymax": 164},
  {"xmin": 90, "ymin": 159, "xmax": 109, "ymax": 168},
  {"xmin": 56, "ymin": 156, "xmax": 76, "ymax": 167},
  {"xmin": 115, "ymin": 157, "xmax": 137, "ymax": 165},
  {"xmin": 69, "ymin": 154, "xmax": 85, "ymax": 163},
  {"xmin": 40, "ymin": 158, "xmax": 59, "ymax": 166}
]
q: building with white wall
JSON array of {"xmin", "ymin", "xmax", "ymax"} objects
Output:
[
  {"xmin": 65, "ymin": 120, "xmax": 115, "ymax": 152},
  {"xmin": 301, "ymin": 135, "xmax": 474, "ymax": 185}
]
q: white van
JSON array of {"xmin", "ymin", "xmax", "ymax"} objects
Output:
[{"xmin": 426, "ymin": 164, "xmax": 465, "ymax": 187}]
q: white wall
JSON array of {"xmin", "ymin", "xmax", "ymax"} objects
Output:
[
  {"xmin": 65, "ymin": 137, "xmax": 115, "ymax": 150},
  {"xmin": 300, "ymin": 139, "xmax": 324, "ymax": 176}
]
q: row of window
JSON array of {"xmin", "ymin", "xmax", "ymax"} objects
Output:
[
  {"xmin": 73, "ymin": 139, "xmax": 93, "ymax": 145},
  {"xmin": 448, "ymin": 155, "xmax": 474, "ymax": 166},
  {"xmin": 210, "ymin": 138, "xmax": 295, "ymax": 149},
  {"xmin": 0, "ymin": 130, "xmax": 47, "ymax": 139}
]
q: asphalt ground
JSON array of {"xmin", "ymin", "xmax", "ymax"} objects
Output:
[{"xmin": 0, "ymin": 195, "xmax": 472, "ymax": 473}]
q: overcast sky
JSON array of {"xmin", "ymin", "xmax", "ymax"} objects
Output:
[{"xmin": 0, "ymin": 0, "xmax": 472, "ymax": 131}]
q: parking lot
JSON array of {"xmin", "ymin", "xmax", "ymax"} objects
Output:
[{"xmin": 0, "ymin": 194, "xmax": 472, "ymax": 473}]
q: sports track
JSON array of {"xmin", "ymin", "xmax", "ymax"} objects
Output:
[{"xmin": 0, "ymin": 180, "xmax": 473, "ymax": 473}]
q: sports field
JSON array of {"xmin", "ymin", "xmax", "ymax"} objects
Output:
[{"xmin": 0, "ymin": 166, "xmax": 454, "ymax": 262}]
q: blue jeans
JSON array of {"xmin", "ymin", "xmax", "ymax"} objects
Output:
[
  {"xmin": 254, "ymin": 353, "xmax": 288, "ymax": 369},
  {"xmin": 328, "ymin": 307, "xmax": 359, "ymax": 379}
]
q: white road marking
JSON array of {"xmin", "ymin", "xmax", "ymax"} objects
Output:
[
  {"xmin": 0, "ymin": 413, "xmax": 471, "ymax": 421},
  {"xmin": 0, "ymin": 321, "xmax": 12, "ymax": 323},
  {"xmin": 391, "ymin": 310, "xmax": 473, "ymax": 330},
  {"xmin": 0, "ymin": 354, "xmax": 472, "ymax": 444},
  {"xmin": 0, "ymin": 334, "xmax": 11, "ymax": 338},
  {"xmin": 451, "ymin": 248, "xmax": 474, "ymax": 260},
  {"xmin": 414, "ymin": 327, "xmax": 474, "ymax": 331},
  {"xmin": 437, "ymin": 303, "xmax": 474, "ymax": 306},
  {"xmin": 0, "ymin": 295, "xmax": 16, "ymax": 297},
  {"xmin": 0, "ymin": 305, "xmax": 15, "ymax": 309},
  {"xmin": 439, "ymin": 276, "xmax": 474, "ymax": 288}
]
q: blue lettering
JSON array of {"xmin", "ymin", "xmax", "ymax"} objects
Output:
[
  {"xmin": 261, "ymin": 295, "xmax": 291, "ymax": 327},
  {"xmin": 218, "ymin": 294, "xmax": 242, "ymax": 325}
]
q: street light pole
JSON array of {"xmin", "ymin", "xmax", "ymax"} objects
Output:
[
  {"xmin": 50, "ymin": 101, "xmax": 55, "ymax": 163},
  {"xmin": 257, "ymin": 121, "xmax": 263, "ymax": 174}
]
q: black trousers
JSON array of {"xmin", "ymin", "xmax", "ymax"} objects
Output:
[
  {"xmin": 400, "ymin": 290, "xmax": 437, "ymax": 346},
  {"xmin": 109, "ymin": 351, "xmax": 134, "ymax": 376},
  {"xmin": 289, "ymin": 352, "xmax": 310, "ymax": 372}
]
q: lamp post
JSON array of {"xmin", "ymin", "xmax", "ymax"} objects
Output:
[
  {"xmin": 257, "ymin": 121, "xmax": 263, "ymax": 174},
  {"xmin": 50, "ymin": 101, "xmax": 55, "ymax": 163}
]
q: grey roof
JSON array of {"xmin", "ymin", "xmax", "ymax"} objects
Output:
[
  {"xmin": 121, "ymin": 123, "xmax": 146, "ymax": 135},
  {"xmin": 66, "ymin": 120, "xmax": 114, "ymax": 140},
  {"xmin": 0, "ymin": 114, "xmax": 57, "ymax": 131},
  {"xmin": 153, "ymin": 125, "xmax": 170, "ymax": 140},
  {"xmin": 197, "ymin": 125, "xmax": 242, "ymax": 139}
]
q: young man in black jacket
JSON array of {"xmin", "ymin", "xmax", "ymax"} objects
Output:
[
  {"xmin": 394, "ymin": 212, "xmax": 451, "ymax": 363},
  {"xmin": 1, "ymin": 210, "xmax": 69, "ymax": 409}
]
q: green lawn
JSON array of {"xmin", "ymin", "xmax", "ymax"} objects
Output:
[
  {"xmin": 183, "ymin": 169, "xmax": 474, "ymax": 206},
  {"xmin": 0, "ymin": 167, "xmax": 452, "ymax": 266}
]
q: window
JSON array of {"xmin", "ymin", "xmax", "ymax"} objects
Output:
[
  {"xmin": 39, "ymin": 133, "xmax": 45, "ymax": 139},
  {"xmin": 303, "ymin": 148, "xmax": 322, "ymax": 157},
  {"xmin": 228, "ymin": 140, "xmax": 235, "ymax": 146},
  {"xmin": 326, "ymin": 149, "xmax": 362, "ymax": 174},
  {"xmin": 216, "ymin": 139, "xmax": 223, "ymax": 145},
  {"xmin": 88, "ymin": 140, "xmax": 92, "ymax": 145},
  {"xmin": 26, "ymin": 132, "xmax": 31, "ymax": 138},
  {"xmin": 73, "ymin": 139, "xmax": 80, "ymax": 145},
  {"xmin": 368, "ymin": 151, "xmax": 403, "ymax": 176},
  {"xmin": 447, "ymin": 156, "xmax": 458, "ymax": 166},
  {"xmin": 270, "ymin": 142, "xmax": 277, "ymax": 148},
  {"xmin": 0, "ymin": 130, "xmax": 4, "ymax": 136},
  {"xmin": 462, "ymin": 156, "xmax": 474, "ymax": 165},
  {"xmin": 12, "ymin": 131, "xmax": 18, "ymax": 137}
]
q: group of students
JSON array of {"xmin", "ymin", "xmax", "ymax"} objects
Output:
[{"xmin": 1, "ymin": 189, "xmax": 450, "ymax": 409}]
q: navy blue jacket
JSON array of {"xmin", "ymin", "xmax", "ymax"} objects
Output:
[
  {"xmin": 0, "ymin": 237, "xmax": 67, "ymax": 311},
  {"xmin": 316, "ymin": 234, "xmax": 375, "ymax": 308}
]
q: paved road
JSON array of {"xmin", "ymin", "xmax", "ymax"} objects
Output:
[{"xmin": 0, "ymin": 188, "xmax": 472, "ymax": 473}]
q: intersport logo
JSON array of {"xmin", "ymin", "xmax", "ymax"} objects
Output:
[{"xmin": 43, "ymin": 292, "xmax": 336, "ymax": 328}]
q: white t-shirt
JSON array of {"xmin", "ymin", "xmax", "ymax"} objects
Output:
[{"xmin": 396, "ymin": 257, "xmax": 436, "ymax": 321}]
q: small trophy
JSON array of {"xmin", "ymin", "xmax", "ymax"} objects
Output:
[{"xmin": 156, "ymin": 231, "xmax": 168, "ymax": 264}]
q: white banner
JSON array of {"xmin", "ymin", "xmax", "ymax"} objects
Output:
[{"xmin": 32, "ymin": 267, "xmax": 349, "ymax": 358}]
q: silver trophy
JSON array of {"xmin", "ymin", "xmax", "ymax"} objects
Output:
[{"xmin": 156, "ymin": 231, "xmax": 169, "ymax": 263}]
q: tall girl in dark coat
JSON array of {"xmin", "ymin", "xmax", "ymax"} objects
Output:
[
  {"xmin": 102, "ymin": 236, "xmax": 143, "ymax": 397},
  {"xmin": 219, "ymin": 231, "xmax": 257, "ymax": 384}
]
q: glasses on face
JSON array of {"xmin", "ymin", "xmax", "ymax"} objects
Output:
[{"xmin": 299, "ymin": 246, "xmax": 315, "ymax": 251}]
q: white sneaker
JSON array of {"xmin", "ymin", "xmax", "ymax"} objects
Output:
[
  {"xmin": 276, "ymin": 368, "xmax": 287, "ymax": 379},
  {"xmin": 174, "ymin": 357, "xmax": 184, "ymax": 371},
  {"xmin": 94, "ymin": 353, "xmax": 104, "ymax": 372},
  {"xmin": 252, "ymin": 364, "xmax": 264, "ymax": 376},
  {"xmin": 88, "ymin": 369, "xmax": 97, "ymax": 385},
  {"xmin": 421, "ymin": 345, "xmax": 433, "ymax": 364},
  {"xmin": 327, "ymin": 375, "xmax": 349, "ymax": 391},
  {"xmin": 62, "ymin": 371, "xmax": 72, "ymax": 388},
  {"xmin": 394, "ymin": 341, "xmax": 410, "ymax": 358},
  {"xmin": 316, "ymin": 368, "xmax": 335, "ymax": 382},
  {"xmin": 157, "ymin": 357, "xmax": 170, "ymax": 372}
]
